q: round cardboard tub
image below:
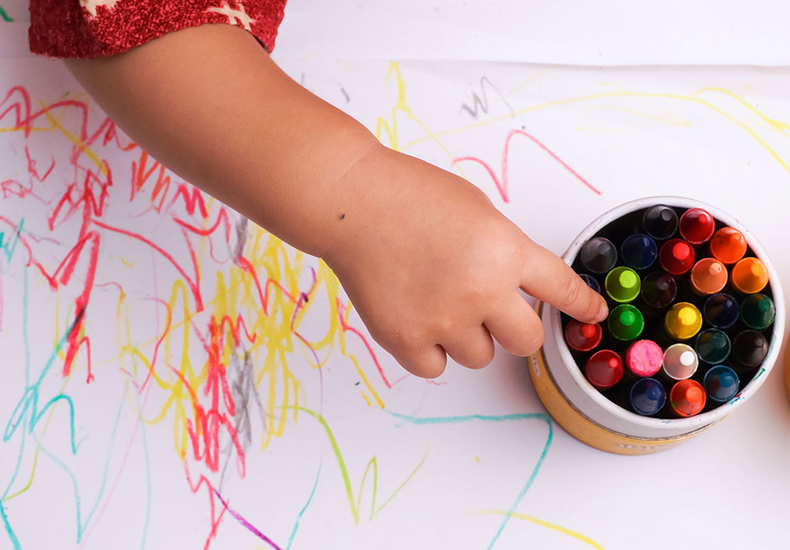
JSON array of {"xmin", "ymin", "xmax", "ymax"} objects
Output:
[{"xmin": 529, "ymin": 196, "xmax": 785, "ymax": 455}]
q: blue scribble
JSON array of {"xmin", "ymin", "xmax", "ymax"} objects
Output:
[
  {"xmin": 388, "ymin": 411, "xmax": 553, "ymax": 550},
  {"xmin": 286, "ymin": 460, "xmax": 322, "ymax": 550}
]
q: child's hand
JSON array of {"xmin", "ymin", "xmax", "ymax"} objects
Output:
[
  {"xmin": 64, "ymin": 26, "xmax": 606, "ymax": 379},
  {"xmin": 325, "ymin": 145, "xmax": 609, "ymax": 378}
]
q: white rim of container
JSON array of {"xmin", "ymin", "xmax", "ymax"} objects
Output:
[{"xmin": 544, "ymin": 195, "xmax": 785, "ymax": 432}]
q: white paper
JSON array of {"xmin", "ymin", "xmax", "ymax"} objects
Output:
[{"xmin": 2, "ymin": 14, "xmax": 790, "ymax": 550}]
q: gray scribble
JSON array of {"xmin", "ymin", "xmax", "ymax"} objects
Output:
[
  {"xmin": 232, "ymin": 216, "xmax": 248, "ymax": 261},
  {"xmin": 300, "ymin": 72, "xmax": 351, "ymax": 104},
  {"xmin": 219, "ymin": 349, "xmax": 266, "ymax": 490},
  {"xmin": 460, "ymin": 77, "xmax": 515, "ymax": 119}
]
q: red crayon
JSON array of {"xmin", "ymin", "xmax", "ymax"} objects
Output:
[
  {"xmin": 659, "ymin": 239, "xmax": 696, "ymax": 275},
  {"xmin": 669, "ymin": 379, "xmax": 707, "ymax": 417},
  {"xmin": 565, "ymin": 320, "xmax": 603, "ymax": 352},
  {"xmin": 585, "ymin": 350, "xmax": 624, "ymax": 390},
  {"xmin": 679, "ymin": 208, "xmax": 715, "ymax": 245}
]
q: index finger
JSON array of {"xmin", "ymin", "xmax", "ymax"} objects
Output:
[{"xmin": 520, "ymin": 238, "xmax": 608, "ymax": 324}]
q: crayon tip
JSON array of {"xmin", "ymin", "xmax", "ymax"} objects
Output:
[
  {"xmin": 620, "ymin": 311, "xmax": 636, "ymax": 327},
  {"xmin": 709, "ymin": 263, "xmax": 723, "ymax": 275},
  {"xmin": 673, "ymin": 242, "xmax": 691, "ymax": 261},
  {"xmin": 607, "ymin": 358, "xmax": 619, "ymax": 369},
  {"xmin": 721, "ymin": 371, "xmax": 737, "ymax": 387},
  {"xmin": 750, "ymin": 263, "xmax": 765, "ymax": 278},
  {"xmin": 657, "ymin": 279, "xmax": 670, "ymax": 291},
  {"xmin": 660, "ymin": 209, "xmax": 673, "ymax": 222},
  {"xmin": 678, "ymin": 307, "xmax": 697, "ymax": 326},
  {"xmin": 619, "ymin": 270, "xmax": 638, "ymax": 289},
  {"xmin": 680, "ymin": 351, "xmax": 696, "ymax": 366},
  {"xmin": 581, "ymin": 324, "xmax": 597, "ymax": 338},
  {"xmin": 685, "ymin": 386, "xmax": 703, "ymax": 402},
  {"xmin": 647, "ymin": 386, "xmax": 663, "ymax": 400}
]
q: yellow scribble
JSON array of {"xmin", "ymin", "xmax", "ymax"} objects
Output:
[{"xmin": 480, "ymin": 510, "xmax": 607, "ymax": 550}]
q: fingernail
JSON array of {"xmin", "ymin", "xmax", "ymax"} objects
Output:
[{"xmin": 595, "ymin": 302, "xmax": 609, "ymax": 323}]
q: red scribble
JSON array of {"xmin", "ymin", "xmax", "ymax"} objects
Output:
[
  {"xmin": 235, "ymin": 256, "xmax": 300, "ymax": 316},
  {"xmin": 183, "ymin": 461, "xmax": 228, "ymax": 550},
  {"xmin": 48, "ymin": 162, "xmax": 112, "ymax": 230},
  {"xmin": 212, "ymin": 314, "xmax": 257, "ymax": 346},
  {"xmin": 170, "ymin": 317, "xmax": 247, "ymax": 477},
  {"xmin": 91, "ymin": 219, "xmax": 204, "ymax": 310},
  {"xmin": 25, "ymin": 145, "xmax": 55, "ymax": 182},
  {"xmin": 173, "ymin": 208, "xmax": 231, "ymax": 240},
  {"xmin": 134, "ymin": 296, "xmax": 174, "ymax": 392},
  {"xmin": 130, "ymin": 150, "xmax": 172, "ymax": 211},
  {"xmin": 453, "ymin": 128, "xmax": 601, "ymax": 202},
  {"xmin": 171, "ymin": 182, "xmax": 211, "ymax": 218},
  {"xmin": 336, "ymin": 299, "xmax": 391, "ymax": 389}
]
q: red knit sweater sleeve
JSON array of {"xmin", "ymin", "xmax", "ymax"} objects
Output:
[{"xmin": 29, "ymin": 0, "xmax": 288, "ymax": 58}]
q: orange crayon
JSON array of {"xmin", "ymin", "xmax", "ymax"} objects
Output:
[
  {"xmin": 690, "ymin": 258, "xmax": 727, "ymax": 295},
  {"xmin": 731, "ymin": 257, "xmax": 769, "ymax": 294},
  {"xmin": 710, "ymin": 227, "xmax": 747, "ymax": 265},
  {"xmin": 669, "ymin": 379, "xmax": 706, "ymax": 417}
]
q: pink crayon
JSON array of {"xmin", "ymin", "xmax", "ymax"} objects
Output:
[{"xmin": 624, "ymin": 340, "xmax": 664, "ymax": 377}]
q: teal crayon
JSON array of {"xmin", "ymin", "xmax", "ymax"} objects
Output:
[{"xmin": 740, "ymin": 293, "xmax": 776, "ymax": 330}]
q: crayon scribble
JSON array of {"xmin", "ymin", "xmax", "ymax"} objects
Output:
[
  {"xmin": 460, "ymin": 77, "xmax": 516, "ymax": 119},
  {"xmin": 5, "ymin": 58, "xmax": 781, "ymax": 549}
]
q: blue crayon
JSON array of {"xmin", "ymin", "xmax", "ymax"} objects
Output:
[
  {"xmin": 580, "ymin": 273, "xmax": 602, "ymax": 294},
  {"xmin": 703, "ymin": 293, "xmax": 740, "ymax": 330},
  {"xmin": 621, "ymin": 233, "xmax": 658, "ymax": 270},
  {"xmin": 630, "ymin": 378, "xmax": 667, "ymax": 416},
  {"xmin": 703, "ymin": 365, "xmax": 740, "ymax": 403}
]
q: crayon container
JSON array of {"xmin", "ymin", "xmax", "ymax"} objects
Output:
[{"xmin": 529, "ymin": 197, "xmax": 784, "ymax": 455}]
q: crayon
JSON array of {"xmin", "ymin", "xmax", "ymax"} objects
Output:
[
  {"xmin": 689, "ymin": 258, "xmax": 727, "ymax": 295},
  {"xmin": 658, "ymin": 239, "xmax": 695, "ymax": 276},
  {"xmin": 732, "ymin": 330, "xmax": 769, "ymax": 369},
  {"xmin": 605, "ymin": 267, "xmax": 641, "ymax": 303},
  {"xmin": 709, "ymin": 227, "xmax": 747, "ymax": 265},
  {"xmin": 740, "ymin": 293, "xmax": 776, "ymax": 330},
  {"xmin": 662, "ymin": 343, "xmax": 699, "ymax": 380},
  {"xmin": 624, "ymin": 340, "xmax": 663, "ymax": 377},
  {"xmin": 695, "ymin": 329, "xmax": 731, "ymax": 364},
  {"xmin": 731, "ymin": 257, "xmax": 769, "ymax": 294},
  {"xmin": 640, "ymin": 271, "xmax": 677, "ymax": 309},
  {"xmin": 669, "ymin": 379, "xmax": 706, "ymax": 417},
  {"xmin": 642, "ymin": 205, "xmax": 678, "ymax": 241},
  {"xmin": 621, "ymin": 233, "xmax": 658, "ymax": 270},
  {"xmin": 565, "ymin": 320, "xmax": 603, "ymax": 352},
  {"xmin": 580, "ymin": 273, "xmax": 602, "ymax": 294},
  {"xmin": 678, "ymin": 207, "xmax": 715, "ymax": 245},
  {"xmin": 630, "ymin": 378, "xmax": 667, "ymax": 416},
  {"xmin": 585, "ymin": 350, "xmax": 624, "ymax": 390},
  {"xmin": 664, "ymin": 302, "xmax": 703, "ymax": 340},
  {"xmin": 580, "ymin": 237, "xmax": 618, "ymax": 274},
  {"xmin": 608, "ymin": 304, "xmax": 645, "ymax": 341},
  {"xmin": 703, "ymin": 365, "xmax": 740, "ymax": 403},
  {"xmin": 703, "ymin": 293, "xmax": 740, "ymax": 330}
]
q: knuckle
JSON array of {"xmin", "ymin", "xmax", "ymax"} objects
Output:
[
  {"xmin": 562, "ymin": 274, "xmax": 584, "ymax": 308},
  {"xmin": 466, "ymin": 346, "xmax": 495, "ymax": 370},
  {"xmin": 523, "ymin": 326, "xmax": 545, "ymax": 356}
]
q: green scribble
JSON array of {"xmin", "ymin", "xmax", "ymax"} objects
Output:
[{"xmin": 0, "ymin": 6, "xmax": 12, "ymax": 22}]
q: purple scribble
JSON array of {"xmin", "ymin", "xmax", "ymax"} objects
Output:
[{"xmin": 213, "ymin": 488, "xmax": 284, "ymax": 550}]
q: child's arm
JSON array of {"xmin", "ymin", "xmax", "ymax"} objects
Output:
[{"xmin": 66, "ymin": 24, "xmax": 607, "ymax": 378}]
